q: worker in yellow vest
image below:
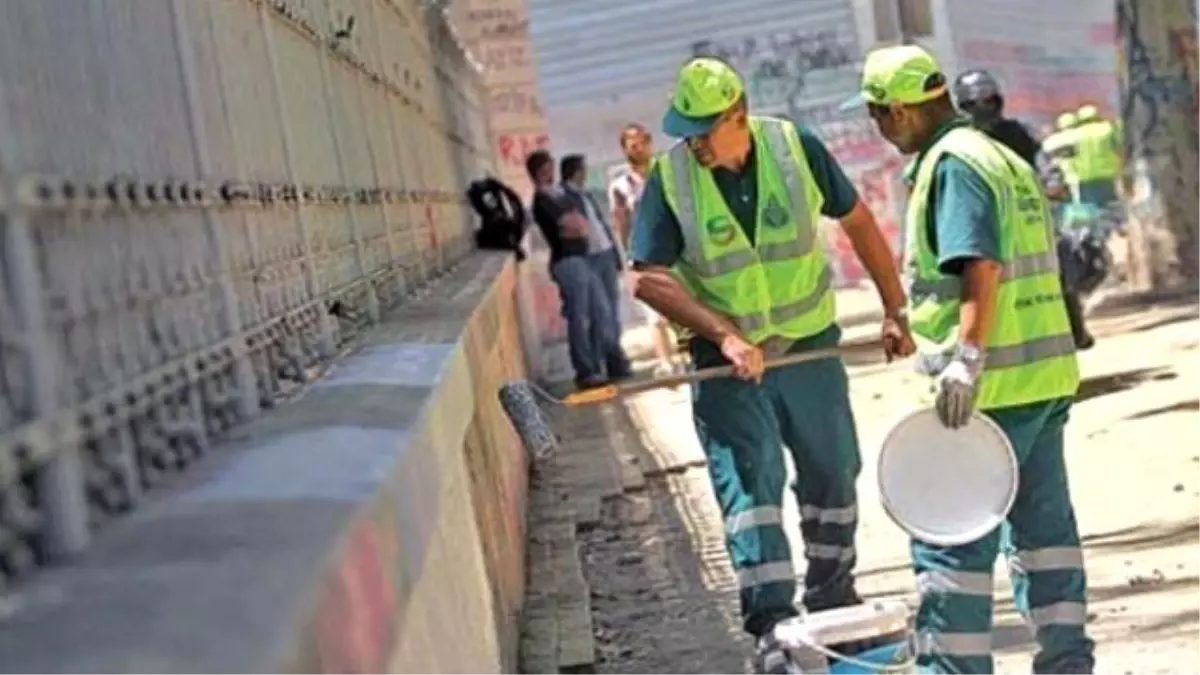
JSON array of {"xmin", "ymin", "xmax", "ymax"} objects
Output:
[
  {"xmin": 847, "ymin": 45, "xmax": 1095, "ymax": 674},
  {"xmin": 629, "ymin": 57, "xmax": 914, "ymax": 673},
  {"xmin": 1042, "ymin": 112, "xmax": 1082, "ymax": 199},
  {"xmin": 1072, "ymin": 104, "xmax": 1121, "ymax": 206}
]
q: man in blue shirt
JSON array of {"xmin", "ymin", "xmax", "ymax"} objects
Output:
[{"xmin": 629, "ymin": 57, "xmax": 914, "ymax": 673}]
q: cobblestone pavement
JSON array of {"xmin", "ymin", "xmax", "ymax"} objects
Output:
[{"xmin": 519, "ymin": 295, "xmax": 1199, "ymax": 674}]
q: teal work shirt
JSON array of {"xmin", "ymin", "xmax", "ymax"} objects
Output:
[
  {"xmin": 629, "ymin": 122, "xmax": 858, "ymax": 367},
  {"xmin": 910, "ymin": 119, "xmax": 1070, "ymax": 418}
]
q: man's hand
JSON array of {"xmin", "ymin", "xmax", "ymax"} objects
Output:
[
  {"xmin": 881, "ymin": 312, "xmax": 916, "ymax": 362},
  {"xmin": 719, "ymin": 333, "xmax": 765, "ymax": 383},
  {"xmin": 932, "ymin": 344, "xmax": 985, "ymax": 429}
]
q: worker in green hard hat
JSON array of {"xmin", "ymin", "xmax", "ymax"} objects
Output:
[
  {"xmin": 848, "ymin": 44, "xmax": 1095, "ymax": 674},
  {"xmin": 1042, "ymin": 112, "xmax": 1083, "ymax": 197},
  {"xmin": 1071, "ymin": 104, "xmax": 1122, "ymax": 207},
  {"xmin": 628, "ymin": 56, "xmax": 914, "ymax": 672}
]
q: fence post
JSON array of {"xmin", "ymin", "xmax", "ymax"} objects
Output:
[
  {"xmin": 168, "ymin": 0, "xmax": 260, "ymax": 422},
  {"xmin": 257, "ymin": 1, "xmax": 337, "ymax": 359},
  {"xmin": 312, "ymin": 14, "xmax": 379, "ymax": 324},
  {"xmin": 0, "ymin": 189, "xmax": 89, "ymax": 560},
  {"xmin": 367, "ymin": 0, "xmax": 428, "ymax": 293}
]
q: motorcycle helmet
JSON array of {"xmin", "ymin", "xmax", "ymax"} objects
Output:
[{"xmin": 953, "ymin": 69, "xmax": 1004, "ymax": 129}]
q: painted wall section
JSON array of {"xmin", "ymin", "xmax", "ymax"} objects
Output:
[{"xmin": 452, "ymin": 0, "xmax": 551, "ymax": 200}]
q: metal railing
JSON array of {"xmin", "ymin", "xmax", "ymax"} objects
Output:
[{"xmin": 0, "ymin": 0, "xmax": 492, "ymax": 586}]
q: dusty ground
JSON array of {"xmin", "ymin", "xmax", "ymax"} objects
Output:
[{"xmin": 520, "ymin": 291, "xmax": 1199, "ymax": 674}]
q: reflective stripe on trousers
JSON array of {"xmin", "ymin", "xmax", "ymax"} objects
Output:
[
  {"xmin": 726, "ymin": 506, "xmax": 856, "ymax": 576},
  {"xmin": 914, "ymin": 569, "xmax": 994, "ymax": 660},
  {"xmin": 1011, "ymin": 546, "xmax": 1089, "ymax": 629}
]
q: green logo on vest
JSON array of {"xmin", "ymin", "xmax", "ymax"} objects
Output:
[
  {"xmin": 763, "ymin": 194, "xmax": 789, "ymax": 229},
  {"xmin": 705, "ymin": 216, "xmax": 736, "ymax": 246}
]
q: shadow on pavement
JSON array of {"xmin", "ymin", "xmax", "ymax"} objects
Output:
[
  {"xmin": 1127, "ymin": 312, "xmax": 1199, "ymax": 334},
  {"xmin": 1132, "ymin": 608, "xmax": 1200, "ymax": 638},
  {"xmin": 1080, "ymin": 517, "xmax": 1199, "ymax": 553},
  {"xmin": 1124, "ymin": 399, "xmax": 1200, "ymax": 420},
  {"xmin": 1075, "ymin": 366, "xmax": 1178, "ymax": 404}
]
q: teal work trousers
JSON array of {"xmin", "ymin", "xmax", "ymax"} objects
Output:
[
  {"xmin": 692, "ymin": 353, "xmax": 864, "ymax": 637},
  {"xmin": 910, "ymin": 398, "xmax": 1095, "ymax": 674}
]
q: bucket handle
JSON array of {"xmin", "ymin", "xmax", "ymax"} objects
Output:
[{"xmin": 793, "ymin": 637, "xmax": 917, "ymax": 674}]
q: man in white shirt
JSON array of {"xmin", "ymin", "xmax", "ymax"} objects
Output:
[{"xmin": 608, "ymin": 123, "xmax": 684, "ymax": 376}]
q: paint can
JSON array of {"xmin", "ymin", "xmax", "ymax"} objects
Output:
[{"xmin": 772, "ymin": 600, "xmax": 915, "ymax": 673}]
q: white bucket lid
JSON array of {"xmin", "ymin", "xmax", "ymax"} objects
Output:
[
  {"xmin": 877, "ymin": 408, "xmax": 1018, "ymax": 546},
  {"xmin": 773, "ymin": 600, "xmax": 910, "ymax": 647}
]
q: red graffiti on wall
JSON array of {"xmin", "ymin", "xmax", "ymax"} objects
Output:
[
  {"xmin": 827, "ymin": 156, "xmax": 907, "ymax": 288},
  {"xmin": 497, "ymin": 132, "xmax": 550, "ymax": 168},
  {"xmin": 313, "ymin": 517, "xmax": 397, "ymax": 674}
]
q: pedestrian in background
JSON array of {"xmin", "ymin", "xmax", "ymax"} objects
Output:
[
  {"xmin": 526, "ymin": 149, "xmax": 627, "ymax": 390},
  {"xmin": 560, "ymin": 153, "xmax": 633, "ymax": 381},
  {"xmin": 609, "ymin": 123, "xmax": 687, "ymax": 376}
]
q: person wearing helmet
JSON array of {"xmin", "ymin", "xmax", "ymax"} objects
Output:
[
  {"xmin": 954, "ymin": 71, "xmax": 1095, "ymax": 350},
  {"xmin": 953, "ymin": 70, "xmax": 1070, "ymax": 195},
  {"xmin": 850, "ymin": 44, "xmax": 1095, "ymax": 675},
  {"xmin": 1071, "ymin": 104, "xmax": 1121, "ymax": 206},
  {"xmin": 1042, "ymin": 112, "xmax": 1083, "ymax": 196},
  {"xmin": 629, "ymin": 56, "xmax": 915, "ymax": 673}
]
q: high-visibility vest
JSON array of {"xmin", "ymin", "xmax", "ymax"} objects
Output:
[
  {"xmin": 905, "ymin": 126, "xmax": 1080, "ymax": 409},
  {"xmin": 1073, "ymin": 120, "xmax": 1121, "ymax": 182},
  {"xmin": 1042, "ymin": 127, "xmax": 1083, "ymax": 195},
  {"xmin": 659, "ymin": 116, "xmax": 835, "ymax": 352}
]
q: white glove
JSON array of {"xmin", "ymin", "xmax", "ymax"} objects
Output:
[{"xmin": 935, "ymin": 359, "xmax": 979, "ymax": 429}]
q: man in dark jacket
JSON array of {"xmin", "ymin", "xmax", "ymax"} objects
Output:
[
  {"xmin": 526, "ymin": 150, "xmax": 628, "ymax": 388},
  {"xmin": 953, "ymin": 69, "xmax": 1094, "ymax": 349},
  {"xmin": 467, "ymin": 174, "xmax": 527, "ymax": 260}
]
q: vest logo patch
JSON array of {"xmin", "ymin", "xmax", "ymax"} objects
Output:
[
  {"xmin": 705, "ymin": 216, "xmax": 736, "ymax": 246},
  {"xmin": 763, "ymin": 194, "xmax": 790, "ymax": 230}
]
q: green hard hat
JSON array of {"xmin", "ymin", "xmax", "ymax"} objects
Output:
[{"xmin": 662, "ymin": 57, "xmax": 745, "ymax": 138}]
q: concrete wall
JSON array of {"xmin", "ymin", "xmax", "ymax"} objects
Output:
[{"xmin": 0, "ymin": 253, "xmax": 531, "ymax": 673}]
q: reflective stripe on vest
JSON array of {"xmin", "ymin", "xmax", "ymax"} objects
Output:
[
  {"xmin": 905, "ymin": 126, "xmax": 1079, "ymax": 407},
  {"xmin": 660, "ymin": 116, "xmax": 834, "ymax": 346},
  {"xmin": 670, "ymin": 122, "xmax": 815, "ymax": 277}
]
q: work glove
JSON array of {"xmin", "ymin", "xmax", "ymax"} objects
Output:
[{"xmin": 926, "ymin": 343, "xmax": 986, "ymax": 429}]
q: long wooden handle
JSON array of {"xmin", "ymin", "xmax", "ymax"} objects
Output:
[{"xmin": 560, "ymin": 337, "xmax": 883, "ymax": 406}]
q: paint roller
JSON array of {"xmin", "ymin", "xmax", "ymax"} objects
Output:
[{"xmin": 499, "ymin": 337, "xmax": 884, "ymax": 460}]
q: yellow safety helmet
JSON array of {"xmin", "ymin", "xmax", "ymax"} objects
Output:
[
  {"xmin": 1076, "ymin": 104, "xmax": 1099, "ymax": 122},
  {"xmin": 1056, "ymin": 112, "xmax": 1078, "ymax": 130}
]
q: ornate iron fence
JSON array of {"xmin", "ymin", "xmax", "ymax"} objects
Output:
[{"xmin": 0, "ymin": 0, "xmax": 491, "ymax": 587}]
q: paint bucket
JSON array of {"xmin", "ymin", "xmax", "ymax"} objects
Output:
[
  {"xmin": 773, "ymin": 600, "xmax": 914, "ymax": 673},
  {"xmin": 877, "ymin": 407, "xmax": 1019, "ymax": 546}
]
